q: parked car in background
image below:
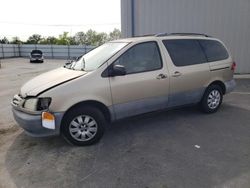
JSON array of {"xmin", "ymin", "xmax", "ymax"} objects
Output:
[
  {"xmin": 30, "ymin": 50, "xmax": 44, "ymax": 63},
  {"xmin": 12, "ymin": 33, "xmax": 236, "ymax": 146}
]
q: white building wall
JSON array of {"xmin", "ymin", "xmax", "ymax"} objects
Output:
[{"xmin": 121, "ymin": 0, "xmax": 250, "ymax": 73}]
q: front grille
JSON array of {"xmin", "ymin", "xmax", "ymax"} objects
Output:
[
  {"xmin": 31, "ymin": 54, "xmax": 42, "ymax": 58},
  {"xmin": 12, "ymin": 94, "xmax": 24, "ymax": 107}
]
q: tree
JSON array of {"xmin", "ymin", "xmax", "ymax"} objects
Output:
[
  {"xmin": 39, "ymin": 38, "xmax": 48, "ymax": 44},
  {"xmin": 26, "ymin": 34, "xmax": 42, "ymax": 44},
  {"xmin": 0, "ymin": 37, "xmax": 9, "ymax": 44},
  {"xmin": 84, "ymin": 30, "xmax": 109, "ymax": 46},
  {"xmin": 39, "ymin": 36, "xmax": 58, "ymax": 44},
  {"xmin": 75, "ymin": 32, "xmax": 86, "ymax": 45},
  {"xmin": 109, "ymin": 28, "xmax": 121, "ymax": 40},
  {"xmin": 47, "ymin": 36, "xmax": 58, "ymax": 44},
  {"xmin": 95, "ymin": 32, "xmax": 108, "ymax": 45},
  {"xmin": 1, "ymin": 29, "xmax": 122, "ymax": 45},
  {"xmin": 85, "ymin": 29, "xmax": 97, "ymax": 45},
  {"xmin": 68, "ymin": 36, "xmax": 77, "ymax": 45},
  {"xmin": 11, "ymin": 37, "xmax": 22, "ymax": 44},
  {"xmin": 56, "ymin": 32, "xmax": 70, "ymax": 45}
]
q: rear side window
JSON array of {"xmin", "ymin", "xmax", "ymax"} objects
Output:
[
  {"xmin": 199, "ymin": 40, "xmax": 229, "ymax": 62},
  {"xmin": 113, "ymin": 42, "xmax": 162, "ymax": 74},
  {"xmin": 163, "ymin": 39, "xmax": 207, "ymax": 67}
]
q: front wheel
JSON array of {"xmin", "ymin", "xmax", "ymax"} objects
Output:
[
  {"xmin": 61, "ymin": 106, "xmax": 106, "ymax": 146},
  {"xmin": 200, "ymin": 85, "xmax": 223, "ymax": 113}
]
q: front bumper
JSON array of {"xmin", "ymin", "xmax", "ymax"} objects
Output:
[
  {"xmin": 30, "ymin": 56, "xmax": 44, "ymax": 61},
  {"xmin": 12, "ymin": 108, "xmax": 64, "ymax": 137},
  {"xmin": 30, "ymin": 58, "xmax": 43, "ymax": 61},
  {"xmin": 225, "ymin": 79, "xmax": 236, "ymax": 94}
]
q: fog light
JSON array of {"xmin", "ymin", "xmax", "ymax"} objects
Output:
[{"xmin": 42, "ymin": 112, "xmax": 55, "ymax": 130}]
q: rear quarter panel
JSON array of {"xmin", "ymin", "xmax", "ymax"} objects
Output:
[
  {"xmin": 208, "ymin": 58, "xmax": 234, "ymax": 84},
  {"xmin": 207, "ymin": 39, "xmax": 234, "ymax": 85}
]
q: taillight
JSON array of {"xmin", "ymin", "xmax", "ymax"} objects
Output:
[{"xmin": 231, "ymin": 62, "xmax": 236, "ymax": 71}]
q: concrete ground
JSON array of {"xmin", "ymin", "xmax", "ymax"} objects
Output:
[{"xmin": 0, "ymin": 58, "xmax": 250, "ymax": 188}]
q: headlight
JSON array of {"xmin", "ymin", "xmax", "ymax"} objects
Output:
[
  {"xmin": 23, "ymin": 97, "xmax": 51, "ymax": 111},
  {"xmin": 23, "ymin": 98, "xmax": 38, "ymax": 111},
  {"xmin": 37, "ymin": 97, "xmax": 51, "ymax": 111}
]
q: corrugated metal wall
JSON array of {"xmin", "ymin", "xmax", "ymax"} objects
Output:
[
  {"xmin": 0, "ymin": 44, "xmax": 20, "ymax": 58},
  {"xmin": 0, "ymin": 44, "xmax": 94, "ymax": 59},
  {"xmin": 121, "ymin": 0, "xmax": 250, "ymax": 73}
]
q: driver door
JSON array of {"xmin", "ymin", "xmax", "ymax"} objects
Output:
[{"xmin": 109, "ymin": 41, "xmax": 170, "ymax": 119}]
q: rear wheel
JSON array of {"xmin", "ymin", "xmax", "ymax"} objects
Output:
[
  {"xmin": 61, "ymin": 106, "xmax": 106, "ymax": 146},
  {"xmin": 200, "ymin": 85, "xmax": 223, "ymax": 113}
]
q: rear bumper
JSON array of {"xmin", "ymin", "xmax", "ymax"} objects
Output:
[
  {"xmin": 12, "ymin": 108, "xmax": 64, "ymax": 137},
  {"xmin": 225, "ymin": 79, "xmax": 236, "ymax": 94}
]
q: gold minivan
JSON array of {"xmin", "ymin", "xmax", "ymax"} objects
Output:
[{"xmin": 12, "ymin": 34, "xmax": 236, "ymax": 146}]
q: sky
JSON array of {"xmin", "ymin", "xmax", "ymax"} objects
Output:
[{"xmin": 0, "ymin": 0, "xmax": 121, "ymax": 40}]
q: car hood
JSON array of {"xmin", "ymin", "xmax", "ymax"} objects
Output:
[{"xmin": 20, "ymin": 67, "xmax": 87, "ymax": 97}]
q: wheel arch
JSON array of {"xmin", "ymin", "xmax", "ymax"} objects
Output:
[
  {"xmin": 207, "ymin": 80, "xmax": 226, "ymax": 94},
  {"xmin": 61, "ymin": 100, "xmax": 112, "ymax": 125}
]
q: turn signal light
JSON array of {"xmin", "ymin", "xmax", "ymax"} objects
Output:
[
  {"xmin": 42, "ymin": 112, "xmax": 55, "ymax": 130},
  {"xmin": 42, "ymin": 112, "xmax": 55, "ymax": 121}
]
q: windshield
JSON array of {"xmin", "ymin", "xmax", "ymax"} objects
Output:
[{"xmin": 67, "ymin": 42, "xmax": 128, "ymax": 71}]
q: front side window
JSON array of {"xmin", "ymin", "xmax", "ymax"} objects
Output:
[
  {"xmin": 113, "ymin": 42, "xmax": 162, "ymax": 74},
  {"xmin": 163, "ymin": 39, "xmax": 207, "ymax": 67},
  {"xmin": 199, "ymin": 40, "xmax": 229, "ymax": 62}
]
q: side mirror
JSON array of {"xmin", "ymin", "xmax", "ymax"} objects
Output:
[{"xmin": 110, "ymin": 65, "xmax": 126, "ymax": 77}]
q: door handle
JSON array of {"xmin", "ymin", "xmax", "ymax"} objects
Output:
[
  {"xmin": 172, "ymin": 71, "xmax": 182, "ymax": 77},
  {"xmin": 156, "ymin": 73, "xmax": 167, "ymax": 80}
]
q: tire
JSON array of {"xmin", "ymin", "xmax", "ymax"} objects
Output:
[
  {"xmin": 61, "ymin": 106, "xmax": 106, "ymax": 146},
  {"xmin": 200, "ymin": 85, "xmax": 223, "ymax": 113}
]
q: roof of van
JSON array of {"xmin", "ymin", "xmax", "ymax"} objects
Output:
[{"xmin": 112, "ymin": 33, "xmax": 216, "ymax": 43}]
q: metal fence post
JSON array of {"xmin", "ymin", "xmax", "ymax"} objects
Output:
[
  {"xmin": 13, "ymin": 44, "xmax": 16, "ymax": 57},
  {"xmin": 84, "ymin": 45, "xmax": 87, "ymax": 54},
  {"xmin": 1, "ymin": 44, "xmax": 4, "ymax": 58},
  {"xmin": 68, "ymin": 45, "xmax": 70, "ymax": 59},
  {"xmin": 51, "ymin": 44, "xmax": 54, "ymax": 59},
  {"xmin": 18, "ymin": 44, "xmax": 21, "ymax": 57}
]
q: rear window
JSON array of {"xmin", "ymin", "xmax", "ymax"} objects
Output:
[
  {"xmin": 31, "ymin": 50, "xmax": 42, "ymax": 54},
  {"xmin": 163, "ymin": 39, "xmax": 207, "ymax": 66},
  {"xmin": 199, "ymin": 40, "xmax": 229, "ymax": 62}
]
